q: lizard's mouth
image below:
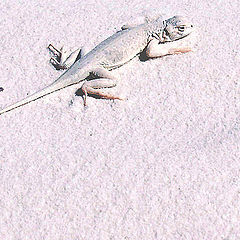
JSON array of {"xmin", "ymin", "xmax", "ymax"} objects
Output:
[
  {"xmin": 152, "ymin": 28, "xmax": 192, "ymax": 44},
  {"xmin": 162, "ymin": 29, "xmax": 191, "ymax": 42}
]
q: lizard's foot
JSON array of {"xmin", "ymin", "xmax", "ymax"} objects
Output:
[
  {"xmin": 81, "ymin": 79, "xmax": 124, "ymax": 106},
  {"xmin": 120, "ymin": 15, "xmax": 148, "ymax": 31},
  {"xmin": 80, "ymin": 68, "xmax": 123, "ymax": 106},
  {"xmin": 48, "ymin": 44, "xmax": 83, "ymax": 70}
]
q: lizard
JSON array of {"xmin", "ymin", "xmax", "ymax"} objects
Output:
[{"xmin": 0, "ymin": 15, "xmax": 195, "ymax": 115}]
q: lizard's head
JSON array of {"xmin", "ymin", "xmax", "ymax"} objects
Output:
[{"xmin": 162, "ymin": 16, "xmax": 194, "ymax": 42}]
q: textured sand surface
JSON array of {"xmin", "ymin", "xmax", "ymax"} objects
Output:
[{"xmin": 0, "ymin": 0, "xmax": 240, "ymax": 239}]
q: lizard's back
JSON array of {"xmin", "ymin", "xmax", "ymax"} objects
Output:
[{"xmin": 80, "ymin": 24, "xmax": 150, "ymax": 70}]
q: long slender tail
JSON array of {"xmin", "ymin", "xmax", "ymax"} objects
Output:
[{"xmin": 0, "ymin": 74, "xmax": 83, "ymax": 115}]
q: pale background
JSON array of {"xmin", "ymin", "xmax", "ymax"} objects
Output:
[{"xmin": 0, "ymin": 0, "xmax": 240, "ymax": 239}]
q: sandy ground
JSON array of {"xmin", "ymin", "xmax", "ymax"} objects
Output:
[{"xmin": 0, "ymin": 0, "xmax": 240, "ymax": 239}]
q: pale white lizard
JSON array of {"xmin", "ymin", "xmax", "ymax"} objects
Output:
[{"xmin": 0, "ymin": 15, "xmax": 195, "ymax": 115}]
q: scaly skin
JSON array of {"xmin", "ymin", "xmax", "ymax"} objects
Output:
[{"xmin": 0, "ymin": 15, "xmax": 195, "ymax": 115}]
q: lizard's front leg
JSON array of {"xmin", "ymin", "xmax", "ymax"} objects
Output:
[
  {"xmin": 146, "ymin": 35, "xmax": 195, "ymax": 58},
  {"xmin": 81, "ymin": 68, "xmax": 123, "ymax": 106}
]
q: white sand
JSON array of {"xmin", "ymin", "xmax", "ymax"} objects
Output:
[{"xmin": 0, "ymin": 0, "xmax": 240, "ymax": 239}]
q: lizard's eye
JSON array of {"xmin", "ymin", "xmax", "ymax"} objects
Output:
[{"xmin": 177, "ymin": 26, "xmax": 185, "ymax": 32}]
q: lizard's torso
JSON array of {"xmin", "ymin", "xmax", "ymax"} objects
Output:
[{"xmin": 72, "ymin": 23, "xmax": 153, "ymax": 72}]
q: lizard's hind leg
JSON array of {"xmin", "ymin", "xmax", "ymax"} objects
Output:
[
  {"xmin": 81, "ymin": 68, "xmax": 123, "ymax": 106},
  {"xmin": 48, "ymin": 44, "xmax": 83, "ymax": 70}
]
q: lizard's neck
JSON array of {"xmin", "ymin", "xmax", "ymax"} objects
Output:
[{"xmin": 146, "ymin": 19, "xmax": 166, "ymax": 43}]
